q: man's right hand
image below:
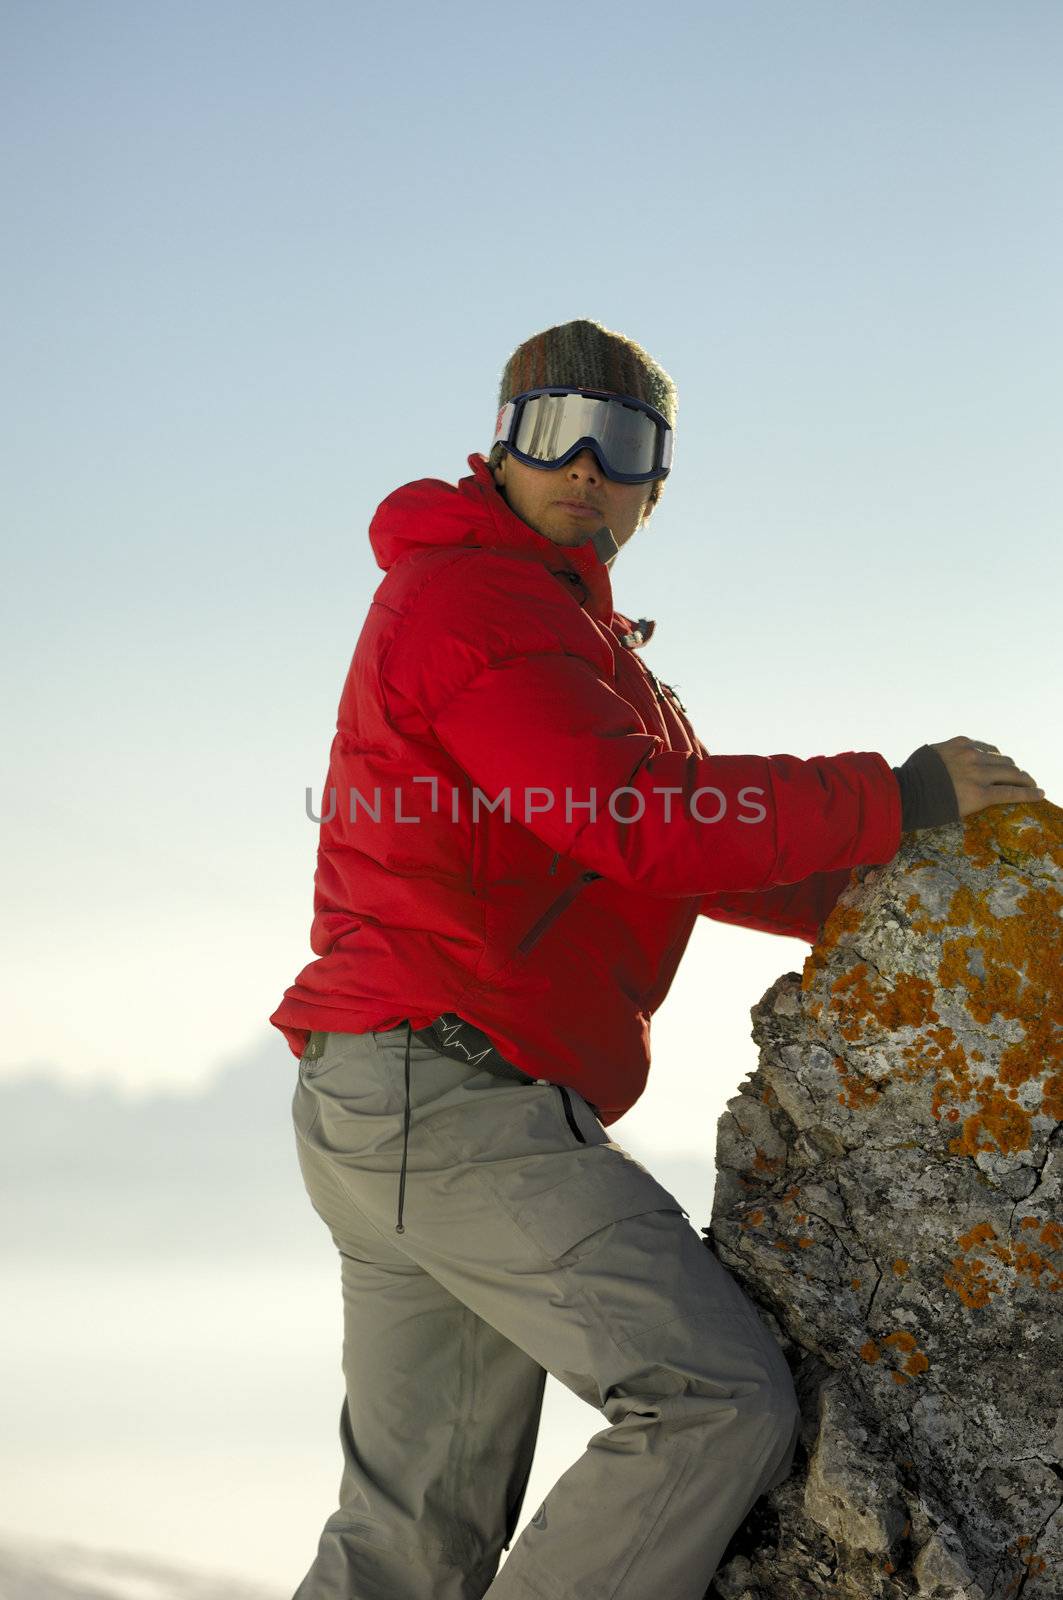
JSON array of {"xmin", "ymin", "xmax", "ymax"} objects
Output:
[{"xmin": 931, "ymin": 735, "xmax": 1045, "ymax": 819}]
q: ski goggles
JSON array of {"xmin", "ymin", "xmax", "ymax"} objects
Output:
[{"xmin": 492, "ymin": 387, "xmax": 674, "ymax": 484}]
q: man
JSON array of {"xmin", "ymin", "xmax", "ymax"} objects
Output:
[{"xmin": 272, "ymin": 319, "xmax": 1043, "ymax": 1600}]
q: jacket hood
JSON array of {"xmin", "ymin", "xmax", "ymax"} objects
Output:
[{"xmin": 368, "ymin": 451, "xmax": 617, "ymax": 625}]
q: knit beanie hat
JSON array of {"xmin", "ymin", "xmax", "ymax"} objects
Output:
[{"xmin": 488, "ymin": 318, "xmax": 677, "ymax": 519}]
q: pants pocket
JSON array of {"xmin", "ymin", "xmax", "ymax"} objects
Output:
[
  {"xmin": 556, "ymin": 1084, "xmax": 587, "ymax": 1143},
  {"xmin": 292, "ymin": 1066, "xmax": 322, "ymax": 1142},
  {"xmin": 511, "ymin": 1145, "xmax": 689, "ymax": 1264},
  {"xmin": 549, "ymin": 1082, "xmax": 610, "ymax": 1148}
]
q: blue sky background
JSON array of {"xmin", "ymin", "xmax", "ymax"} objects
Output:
[{"xmin": 4, "ymin": 0, "xmax": 1061, "ymax": 1131}]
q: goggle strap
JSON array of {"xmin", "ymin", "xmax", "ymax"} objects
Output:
[{"xmin": 493, "ymin": 401, "xmax": 516, "ymax": 448}]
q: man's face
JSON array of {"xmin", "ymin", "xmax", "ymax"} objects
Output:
[{"xmin": 491, "ymin": 444, "xmax": 654, "ymax": 567}]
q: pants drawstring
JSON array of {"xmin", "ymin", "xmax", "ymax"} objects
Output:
[{"xmin": 395, "ymin": 1019, "xmax": 412, "ymax": 1233}]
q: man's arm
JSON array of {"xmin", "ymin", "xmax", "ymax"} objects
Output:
[
  {"xmin": 694, "ymin": 745, "xmax": 961, "ymax": 940},
  {"xmin": 697, "ymin": 866, "xmax": 854, "ymax": 944},
  {"xmin": 381, "ymin": 553, "xmax": 902, "ymax": 898}
]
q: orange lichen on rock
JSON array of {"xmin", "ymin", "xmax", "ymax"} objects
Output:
[
  {"xmin": 961, "ymin": 799, "xmax": 1063, "ymax": 874},
  {"xmin": 892, "ymin": 1259, "xmax": 909, "ymax": 1276},
  {"xmin": 833, "ymin": 1053, "xmax": 883, "ymax": 1109},
  {"xmin": 943, "ymin": 1216, "xmax": 1063, "ymax": 1306},
  {"xmin": 860, "ymin": 1338, "xmax": 881, "ymax": 1363},
  {"xmin": 827, "ymin": 964, "xmax": 939, "ymax": 1043},
  {"xmin": 888, "ymin": 870, "xmax": 1063, "ymax": 1155},
  {"xmin": 898, "ymin": 1023, "xmax": 972, "ymax": 1095},
  {"xmin": 903, "ymin": 890, "xmax": 929, "ymax": 931},
  {"xmin": 958, "ymin": 1221, "xmax": 998, "ymax": 1251},
  {"xmin": 805, "ymin": 803, "xmax": 1062, "ymax": 1169},
  {"xmin": 1038, "ymin": 1219, "xmax": 1063, "ymax": 1252},
  {"xmin": 902, "ymin": 866, "xmax": 950, "ymax": 935},
  {"xmin": 1005, "ymin": 1534, "xmax": 1048, "ymax": 1589},
  {"xmin": 1043, "ymin": 1071, "xmax": 1063, "ymax": 1121},
  {"xmin": 943, "ymin": 1255, "xmax": 1001, "ymax": 1309},
  {"xmin": 1008, "ymin": 1235, "xmax": 1063, "ymax": 1293},
  {"xmin": 938, "ymin": 880, "xmax": 1060, "ymax": 1044},
  {"xmin": 802, "ymin": 899, "xmax": 863, "ymax": 988},
  {"xmin": 946, "ymin": 1083, "xmax": 1034, "ymax": 1158},
  {"xmin": 944, "ymin": 1222, "xmax": 1002, "ymax": 1308},
  {"xmin": 933, "ymin": 855, "xmax": 1062, "ymax": 1152},
  {"xmin": 882, "ymin": 1329, "xmax": 930, "ymax": 1378},
  {"xmin": 979, "ymin": 1216, "xmax": 1063, "ymax": 1294}
]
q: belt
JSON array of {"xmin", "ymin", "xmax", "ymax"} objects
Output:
[{"xmin": 412, "ymin": 1012, "xmax": 538, "ymax": 1084}]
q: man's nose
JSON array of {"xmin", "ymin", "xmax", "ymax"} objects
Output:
[{"xmin": 569, "ymin": 447, "xmax": 602, "ymax": 473}]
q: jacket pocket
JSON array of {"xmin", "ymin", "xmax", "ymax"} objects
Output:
[{"xmin": 515, "ymin": 869, "xmax": 601, "ymax": 956}]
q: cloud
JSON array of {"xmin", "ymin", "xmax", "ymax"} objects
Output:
[
  {"xmin": 0, "ymin": 1527, "xmax": 286, "ymax": 1599},
  {"xmin": 0, "ymin": 1035, "xmax": 315, "ymax": 1260}
]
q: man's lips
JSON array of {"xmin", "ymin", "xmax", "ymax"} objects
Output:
[{"xmin": 555, "ymin": 501, "xmax": 599, "ymax": 515}]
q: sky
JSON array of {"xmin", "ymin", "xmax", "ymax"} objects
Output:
[{"xmin": 4, "ymin": 0, "xmax": 1061, "ymax": 1140}]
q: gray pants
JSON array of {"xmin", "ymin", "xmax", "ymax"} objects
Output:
[{"xmin": 290, "ymin": 1023, "xmax": 800, "ymax": 1600}]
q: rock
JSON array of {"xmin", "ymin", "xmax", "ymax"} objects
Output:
[
  {"xmin": 912, "ymin": 1520, "xmax": 981, "ymax": 1595},
  {"xmin": 803, "ymin": 1378, "xmax": 907, "ymax": 1554},
  {"xmin": 706, "ymin": 800, "xmax": 1063, "ymax": 1600}
]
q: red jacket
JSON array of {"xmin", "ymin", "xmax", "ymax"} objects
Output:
[{"xmin": 270, "ymin": 452, "xmax": 901, "ymax": 1124}]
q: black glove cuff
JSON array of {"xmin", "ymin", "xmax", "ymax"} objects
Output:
[{"xmin": 891, "ymin": 744, "xmax": 960, "ymax": 832}]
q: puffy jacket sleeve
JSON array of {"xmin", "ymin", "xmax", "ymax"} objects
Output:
[
  {"xmin": 697, "ymin": 865, "xmax": 855, "ymax": 943},
  {"xmin": 380, "ymin": 552, "xmax": 902, "ymax": 897}
]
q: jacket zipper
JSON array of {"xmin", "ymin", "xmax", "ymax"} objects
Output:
[
  {"xmin": 642, "ymin": 664, "xmax": 687, "ymax": 714},
  {"xmin": 515, "ymin": 869, "xmax": 600, "ymax": 956},
  {"xmin": 644, "ymin": 665, "xmax": 666, "ymax": 703}
]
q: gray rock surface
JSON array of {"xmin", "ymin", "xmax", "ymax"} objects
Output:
[{"xmin": 706, "ymin": 799, "xmax": 1063, "ymax": 1600}]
